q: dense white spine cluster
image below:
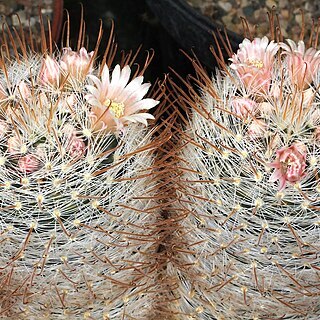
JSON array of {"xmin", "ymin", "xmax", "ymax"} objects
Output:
[
  {"xmin": 174, "ymin": 40, "xmax": 320, "ymax": 319},
  {"xmin": 0, "ymin": 48, "xmax": 160, "ymax": 318}
]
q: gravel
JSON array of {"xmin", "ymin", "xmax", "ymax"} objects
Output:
[{"xmin": 187, "ymin": 0, "xmax": 320, "ymax": 42}]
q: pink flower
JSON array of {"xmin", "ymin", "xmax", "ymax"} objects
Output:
[
  {"xmin": 230, "ymin": 37, "xmax": 279, "ymax": 92},
  {"xmin": 231, "ymin": 97, "xmax": 256, "ymax": 118},
  {"xmin": 39, "ymin": 55, "xmax": 60, "ymax": 87},
  {"xmin": 85, "ymin": 64, "xmax": 158, "ymax": 132},
  {"xmin": 18, "ymin": 154, "xmax": 40, "ymax": 174},
  {"xmin": 281, "ymin": 40, "xmax": 320, "ymax": 89},
  {"xmin": 269, "ymin": 143, "xmax": 307, "ymax": 190},
  {"xmin": 67, "ymin": 136, "xmax": 86, "ymax": 158},
  {"xmin": 247, "ymin": 119, "xmax": 266, "ymax": 138},
  {"xmin": 60, "ymin": 47, "xmax": 94, "ymax": 82}
]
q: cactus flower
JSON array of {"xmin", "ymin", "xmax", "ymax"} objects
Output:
[
  {"xmin": 281, "ymin": 39, "xmax": 320, "ymax": 89},
  {"xmin": 39, "ymin": 55, "xmax": 60, "ymax": 87},
  {"xmin": 85, "ymin": 64, "xmax": 158, "ymax": 132},
  {"xmin": 229, "ymin": 36, "xmax": 279, "ymax": 92},
  {"xmin": 7, "ymin": 135, "xmax": 24, "ymax": 154},
  {"xmin": 231, "ymin": 97, "xmax": 256, "ymax": 118},
  {"xmin": 270, "ymin": 143, "xmax": 307, "ymax": 190},
  {"xmin": 247, "ymin": 119, "xmax": 266, "ymax": 138},
  {"xmin": 18, "ymin": 154, "xmax": 40, "ymax": 173},
  {"xmin": 60, "ymin": 47, "xmax": 94, "ymax": 81},
  {"xmin": 67, "ymin": 136, "xmax": 86, "ymax": 158}
]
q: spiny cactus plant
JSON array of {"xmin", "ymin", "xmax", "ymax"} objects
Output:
[
  {"xmin": 0, "ymin": 14, "xmax": 165, "ymax": 319},
  {"xmin": 168, "ymin": 19, "xmax": 320, "ymax": 319}
]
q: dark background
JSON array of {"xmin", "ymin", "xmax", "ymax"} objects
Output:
[
  {"xmin": 62, "ymin": 0, "xmax": 243, "ymax": 86},
  {"xmin": 63, "ymin": 0, "xmax": 193, "ymax": 84}
]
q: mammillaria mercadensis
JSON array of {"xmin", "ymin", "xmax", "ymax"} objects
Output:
[
  {"xmin": 2, "ymin": 7, "xmax": 320, "ymax": 320},
  {"xmin": 169, "ymin": 31, "xmax": 320, "ymax": 318},
  {"xmin": 0, "ymin": 17, "xmax": 164, "ymax": 319}
]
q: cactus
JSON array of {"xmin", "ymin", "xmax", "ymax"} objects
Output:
[
  {"xmin": 169, "ymin": 29, "xmax": 320, "ymax": 318},
  {"xmin": 0, "ymin": 15, "xmax": 164, "ymax": 319},
  {"xmin": 2, "ymin": 6, "xmax": 320, "ymax": 320}
]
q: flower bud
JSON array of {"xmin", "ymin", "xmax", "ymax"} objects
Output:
[
  {"xmin": 39, "ymin": 56, "xmax": 60, "ymax": 87},
  {"xmin": 60, "ymin": 47, "xmax": 94, "ymax": 82},
  {"xmin": 269, "ymin": 143, "xmax": 307, "ymax": 190},
  {"xmin": 231, "ymin": 97, "xmax": 256, "ymax": 118},
  {"xmin": 18, "ymin": 154, "xmax": 40, "ymax": 173},
  {"xmin": 67, "ymin": 136, "xmax": 86, "ymax": 158}
]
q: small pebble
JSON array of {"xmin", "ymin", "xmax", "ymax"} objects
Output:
[
  {"xmin": 218, "ymin": 1, "xmax": 233, "ymax": 12},
  {"xmin": 266, "ymin": 0, "xmax": 277, "ymax": 9}
]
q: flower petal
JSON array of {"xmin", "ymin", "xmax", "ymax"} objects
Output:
[
  {"xmin": 108, "ymin": 65, "xmax": 121, "ymax": 97},
  {"xmin": 127, "ymin": 98, "xmax": 159, "ymax": 115},
  {"xmin": 120, "ymin": 76, "xmax": 144, "ymax": 96},
  {"xmin": 118, "ymin": 65, "xmax": 131, "ymax": 90},
  {"xmin": 101, "ymin": 64, "xmax": 110, "ymax": 89},
  {"xmin": 122, "ymin": 113, "xmax": 155, "ymax": 126},
  {"xmin": 87, "ymin": 75, "xmax": 103, "ymax": 91}
]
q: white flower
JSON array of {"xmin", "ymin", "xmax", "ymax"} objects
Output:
[{"xmin": 85, "ymin": 64, "xmax": 158, "ymax": 132}]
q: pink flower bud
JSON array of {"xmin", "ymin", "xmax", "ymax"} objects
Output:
[
  {"xmin": 231, "ymin": 97, "xmax": 256, "ymax": 118},
  {"xmin": 247, "ymin": 120, "xmax": 266, "ymax": 138},
  {"xmin": 60, "ymin": 47, "xmax": 94, "ymax": 81},
  {"xmin": 67, "ymin": 137, "xmax": 85, "ymax": 158},
  {"xmin": 18, "ymin": 154, "xmax": 40, "ymax": 173},
  {"xmin": 281, "ymin": 40, "xmax": 320, "ymax": 89},
  {"xmin": 269, "ymin": 143, "xmax": 307, "ymax": 190},
  {"xmin": 269, "ymin": 83, "xmax": 280, "ymax": 99},
  {"xmin": 39, "ymin": 56, "xmax": 60, "ymax": 87}
]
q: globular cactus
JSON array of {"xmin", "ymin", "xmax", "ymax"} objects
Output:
[
  {"xmin": 168, "ymin": 26, "xmax": 320, "ymax": 318},
  {"xmin": 0, "ymin": 16, "xmax": 164, "ymax": 319}
]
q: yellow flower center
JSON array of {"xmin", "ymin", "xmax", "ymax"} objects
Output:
[
  {"xmin": 247, "ymin": 59, "xmax": 264, "ymax": 68},
  {"xmin": 104, "ymin": 99, "xmax": 125, "ymax": 118}
]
